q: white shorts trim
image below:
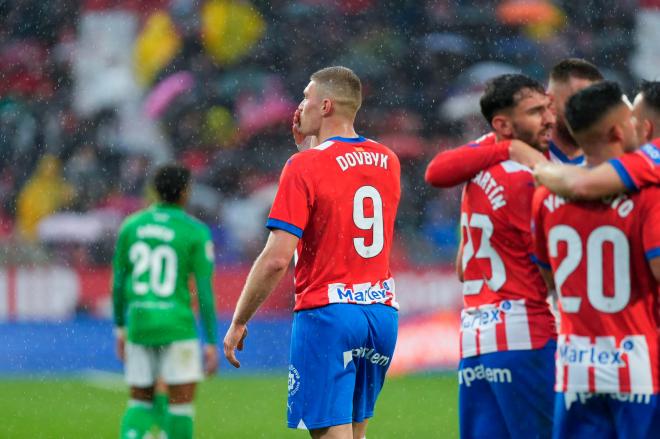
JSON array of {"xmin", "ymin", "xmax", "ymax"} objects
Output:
[{"xmin": 124, "ymin": 339, "xmax": 203, "ymax": 387}]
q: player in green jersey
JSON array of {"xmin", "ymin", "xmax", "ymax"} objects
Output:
[{"xmin": 112, "ymin": 163, "xmax": 218, "ymax": 439}]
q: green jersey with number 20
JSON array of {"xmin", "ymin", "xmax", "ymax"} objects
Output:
[{"xmin": 112, "ymin": 203, "xmax": 217, "ymax": 345}]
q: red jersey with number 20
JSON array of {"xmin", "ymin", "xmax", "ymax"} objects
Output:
[
  {"xmin": 267, "ymin": 136, "xmax": 401, "ymax": 312},
  {"xmin": 532, "ymin": 186, "xmax": 660, "ymax": 394},
  {"xmin": 459, "ymin": 156, "xmax": 556, "ymax": 358}
]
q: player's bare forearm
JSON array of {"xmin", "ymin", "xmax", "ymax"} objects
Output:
[
  {"xmin": 231, "ymin": 261, "xmax": 287, "ymax": 325},
  {"xmin": 533, "ymin": 163, "xmax": 584, "ymax": 197},
  {"xmin": 231, "ymin": 230, "xmax": 298, "ymax": 325},
  {"xmin": 534, "ymin": 162, "xmax": 625, "ymax": 199},
  {"xmin": 225, "ymin": 230, "xmax": 297, "ymax": 368}
]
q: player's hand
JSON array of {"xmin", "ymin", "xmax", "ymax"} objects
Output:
[
  {"xmin": 223, "ymin": 322, "xmax": 248, "ymax": 368},
  {"xmin": 292, "ymin": 108, "xmax": 305, "ymax": 146},
  {"xmin": 204, "ymin": 344, "xmax": 219, "ymax": 376},
  {"xmin": 115, "ymin": 327, "xmax": 126, "ymax": 362},
  {"xmin": 509, "ymin": 139, "xmax": 548, "ymax": 168},
  {"xmin": 533, "ymin": 162, "xmax": 548, "ymax": 186},
  {"xmin": 292, "ymin": 108, "xmax": 318, "ymax": 150}
]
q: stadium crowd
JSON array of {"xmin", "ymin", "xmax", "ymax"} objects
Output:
[{"xmin": 0, "ymin": 0, "xmax": 642, "ymax": 266}]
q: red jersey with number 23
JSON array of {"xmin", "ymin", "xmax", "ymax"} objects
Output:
[
  {"xmin": 267, "ymin": 136, "xmax": 401, "ymax": 312},
  {"xmin": 532, "ymin": 185, "xmax": 660, "ymax": 394},
  {"xmin": 459, "ymin": 154, "xmax": 556, "ymax": 359}
]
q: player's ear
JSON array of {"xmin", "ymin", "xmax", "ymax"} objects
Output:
[
  {"xmin": 643, "ymin": 119, "xmax": 653, "ymax": 143},
  {"xmin": 321, "ymin": 98, "xmax": 333, "ymax": 117},
  {"xmin": 491, "ymin": 114, "xmax": 512, "ymax": 137},
  {"xmin": 608, "ymin": 123, "xmax": 624, "ymax": 144},
  {"xmin": 546, "ymin": 93, "xmax": 557, "ymax": 114}
]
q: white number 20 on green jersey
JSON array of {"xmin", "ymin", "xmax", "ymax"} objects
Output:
[{"xmin": 129, "ymin": 242, "xmax": 178, "ymax": 297}]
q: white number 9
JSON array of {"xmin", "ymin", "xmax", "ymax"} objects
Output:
[{"xmin": 353, "ymin": 185, "xmax": 384, "ymax": 259}]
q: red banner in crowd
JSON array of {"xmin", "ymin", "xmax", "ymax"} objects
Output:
[{"xmin": 0, "ymin": 264, "xmax": 463, "ymax": 321}]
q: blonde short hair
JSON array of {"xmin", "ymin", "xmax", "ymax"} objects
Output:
[{"xmin": 310, "ymin": 66, "xmax": 362, "ymax": 115}]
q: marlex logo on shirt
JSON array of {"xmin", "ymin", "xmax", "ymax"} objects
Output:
[
  {"xmin": 461, "ymin": 308, "xmax": 502, "ymax": 330},
  {"xmin": 327, "ymin": 278, "xmax": 395, "ymax": 305},
  {"xmin": 558, "ymin": 339, "xmax": 633, "ymax": 367},
  {"xmin": 460, "ymin": 300, "xmax": 510, "ymax": 330}
]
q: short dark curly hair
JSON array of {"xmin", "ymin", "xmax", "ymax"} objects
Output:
[
  {"xmin": 480, "ymin": 74, "xmax": 546, "ymax": 126},
  {"xmin": 153, "ymin": 163, "xmax": 191, "ymax": 204}
]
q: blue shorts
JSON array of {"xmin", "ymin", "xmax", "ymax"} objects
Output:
[
  {"xmin": 459, "ymin": 340, "xmax": 556, "ymax": 439},
  {"xmin": 287, "ymin": 303, "xmax": 398, "ymax": 430},
  {"xmin": 553, "ymin": 392, "xmax": 659, "ymax": 439}
]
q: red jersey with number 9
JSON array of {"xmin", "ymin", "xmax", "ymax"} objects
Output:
[
  {"xmin": 267, "ymin": 136, "xmax": 401, "ymax": 311},
  {"xmin": 459, "ymin": 159, "xmax": 556, "ymax": 358},
  {"xmin": 532, "ymin": 185, "xmax": 660, "ymax": 393}
]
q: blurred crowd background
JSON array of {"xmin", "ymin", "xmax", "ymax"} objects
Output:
[{"xmin": 0, "ymin": 0, "xmax": 657, "ymax": 268}]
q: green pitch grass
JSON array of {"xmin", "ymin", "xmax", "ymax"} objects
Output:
[{"xmin": 0, "ymin": 373, "xmax": 458, "ymax": 438}]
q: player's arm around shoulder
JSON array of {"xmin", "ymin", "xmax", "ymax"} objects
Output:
[
  {"xmin": 534, "ymin": 160, "xmax": 625, "ymax": 200},
  {"xmin": 424, "ymin": 133, "xmax": 511, "ymax": 188}
]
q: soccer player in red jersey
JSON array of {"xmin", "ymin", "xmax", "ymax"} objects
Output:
[
  {"xmin": 223, "ymin": 66, "xmax": 400, "ymax": 439},
  {"xmin": 455, "ymin": 74, "xmax": 557, "ymax": 439},
  {"xmin": 532, "ymin": 81, "xmax": 660, "ymax": 438},
  {"xmin": 425, "ymin": 58, "xmax": 603, "ymax": 187},
  {"xmin": 534, "ymin": 81, "xmax": 660, "ymax": 198}
]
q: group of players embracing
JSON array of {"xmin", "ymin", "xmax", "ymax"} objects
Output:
[{"xmin": 426, "ymin": 58, "xmax": 660, "ymax": 438}]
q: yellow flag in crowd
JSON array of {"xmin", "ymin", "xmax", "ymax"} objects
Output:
[{"xmin": 201, "ymin": 0, "xmax": 265, "ymax": 66}]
